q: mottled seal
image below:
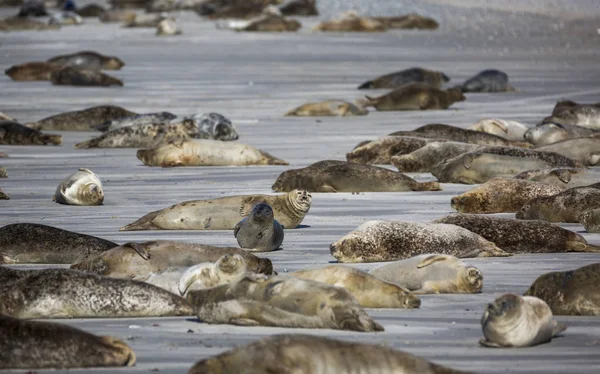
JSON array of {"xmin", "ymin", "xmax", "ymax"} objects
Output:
[
  {"xmin": 460, "ymin": 69, "xmax": 516, "ymax": 93},
  {"xmin": 70, "ymin": 240, "xmax": 273, "ymax": 278},
  {"xmin": 279, "ymin": 0, "xmax": 317, "ymax": 16},
  {"xmin": 0, "ymin": 315, "xmax": 135, "ymax": 369},
  {"xmin": 369, "ymin": 254, "xmax": 483, "ymax": 294},
  {"xmin": 391, "ymin": 141, "xmax": 480, "ymax": 172},
  {"xmin": 156, "ymin": 17, "xmax": 181, "ymax": 35},
  {"xmin": 50, "ymin": 67, "xmax": 123, "ymax": 87},
  {"xmin": 0, "ymin": 188, "xmax": 8, "ymax": 200},
  {"xmin": 94, "ymin": 111, "xmax": 177, "ymax": 132},
  {"xmin": 480, "ymin": 294, "xmax": 565, "ymax": 348},
  {"xmin": 434, "ymin": 213, "xmax": 600, "ymax": 254},
  {"xmin": 524, "ymin": 122, "xmax": 598, "ymax": 146},
  {"xmin": 361, "ymin": 84, "xmax": 465, "ymax": 111},
  {"xmin": 292, "ymin": 265, "xmax": 421, "ymax": 308},
  {"xmin": 0, "ymin": 17, "xmax": 60, "ymax": 31},
  {"xmin": 514, "ymin": 167, "xmax": 600, "ymax": 188},
  {"xmin": 450, "ymin": 178, "xmax": 566, "ymax": 214},
  {"xmin": 0, "ymin": 166, "xmax": 6, "ymax": 178},
  {"xmin": 121, "ymin": 189, "xmax": 310, "ymax": 231},
  {"xmin": 25, "ymin": 105, "xmax": 136, "ymax": 131},
  {"xmin": 234, "ymin": 204, "xmax": 284, "ymax": 252},
  {"xmin": 53, "ymin": 168, "xmax": 104, "ymax": 206},
  {"xmin": 469, "ymin": 118, "xmax": 531, "ymax": 141},
  {"xmin": 187, "ymin": 112, "xmax": 239, "ymax": 141},
  {"xmin": 579, "ymin": 208, "xmax": 600, "ymax": 233},
  {"xmin": 5, "ymin": 61, "xmax": 62, "ymax": 81},
  {"xmin": 313, "ymin": 12, "xmax": 387, "ymax": 32},
  {"xmin": 551, "ymin": 100, "xmax": 600, "ymax": 117},
  {"xmin": 357, "ymin": 67, "xmax": 449, "ymax": 90},
  {"xmin": 285, "ymin": 100, "xmax": 368, "ymax": 116},
  {"xmin": 47, "ymin": 50, "xmax": 125, "ymax": 70},
  {"xmin": 373, "ymin": 14, "xmax": 439, "ymax": 30},
  {"xmin": 187, "ymin": 273, "xmax": 384, "ymax": 332},
  {"xmin": 272, "ymin": 160, "xmax": 441, "ymax": 192},
  {"xmin": 541, "ymin": 103, "xmax": 600, "ymax": 129},
  {"xmin": 516, "ymin": 186, "xmax": 600, "ymax": 223},
  {"xmin": 524, "ymin": 263, "xmax": 600, "ymax": 316},
  {"xmin": 330, "ymin": 220, "xmax": 509, "ymax": 263},
  {"xmin": 535, "ymin": 138, "xmax": 600, "ymax": 166},
  {"xmin": 0, "ymin": 223, "xmax": 117, "ymax": 264},
  {"xmin": 346, "ymin": 136, "xmax": 444, "ymax": 164},
  {"xmin": 0, "ymin": 121, "xmax": 62, "ymax": 145}
]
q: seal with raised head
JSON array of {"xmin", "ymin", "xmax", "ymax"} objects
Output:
[
  {"xmin": 369, "ymin": 254, "xmax": 483, "ymax": 294},
  {"xmin": 514, "ymin": 167, "xmax": 600, "ymax": 188},
  {"xmin": 50, "ymin": 67, "xmax": 123, "ymax": 87},
  {"xmin": 469, "ymin": 118, "xmax": 531, "ymax": 141},
  {"xmin": 480, "ymin": 294, "xmax": 565, "ymax": 348},
  {"xmin": 579, "ymin": 208, "xmax": 600, "ymax": 233},
  {"xmin": 541, "ymin": 103, "xmax": 600, "ymax": 129},
  {"xmin": 0, "ymin": 188, "xmax": 8, "ymax": 200},
  {"xmin": 434, "ymin": 213, "xmax": 600, "ymax": 254},
  {"xmin": 25, "ymin": 105, "xmax": 136, "ymax": 131},
  {"xmin": 516, "ymin": 185, "xmax": 600, "ymax": 223},
  {"xmin": 0, "ymin": 223, "xmax": 117, "ymax": 264},
  {"xmin": 47, "ymin": 51, "xmax": 125, "ymax": 70},
  {"xmin": 460, "ymin": 69, "xmax": 516, "ymax": 93},
  {"xmin": 292, "ymin": 265, "xmax": 421, "ymax": 308},
  {"xmin": 0, "ymin": 268, "xmax": 193, "ymax": 318},
  {"xmin": 330, "ymin": 220, "xmax": 509, "ymax": 263},
  {"xmin": 312, "ymin": 12, "xmax": 386, "ymax": 32},
  {"xmin": 391, "ymin": 141, "xmax": 480, "ymax": 172},
  {"xmin": 4, "ymin": 61, "xmax": 62, "ymax": 81},
  {"xmin": 524, "ymin": 263, "xmax": 600, "ymax": 316},
  {"xmin": 0, "ymin": 315, "xmax": 135, "ymax": 369},
  {"xmin": 361, "ymin": 83, "xmax": 465, "ymax": 111},
  {"xmin": 524, "ymin": 122, "xmax": 598, "ymax": 146},
  {"xmin": 53, "ymin": 168, "xmax": 104, "ymax": 206},
  {"xmin": 70, "ymin": 240, "xmax": 273, "ymax": 278},
  {"xmin": 272, "ymin": 160, "xmax": 441, "ymax": 192},
  {"xmin": 137, "ymin": 139, "xmax": 288, "ymax": 167},
  {"xmin": 234, "ymin": 204, "xmax": 284, "ymax": 252},
  {"xmin": 373, "ymin": 14, "xmax": 439, "ymax": 30},
  {"xmin": 535, "ymin": 138, "xmax": 600, "ymax": 166},
  {"xmin": 551, "ymin": 100, "xmax": 600, "ymax": 116},
  {"xmin": 285, "ymin": 100, "xmax": 368, "ymax": 116},
  {"xmin": 357, "ymin": 67, "xmax": 449, "ymax": 90},
  {"xmin": 0, "ymin": 17, "xmax": 60, "ymax": 31},
  {"xmin": 94, "ymin": 111, "xmax": 177, "ymax": 132},
  {"xmin": 346, "ymin": 136, "xmax": 444, "ymax": 164},
  {"xmin": 450, "ymin": 178, "xmax": 566, "ymax": 214},
  {"xmin": 0, "ymin": 121, "xmax": 62, "ymax": 145},
  {"xmin": 186, "ymin": 273, "xmax": 384, "ymax": 332}
]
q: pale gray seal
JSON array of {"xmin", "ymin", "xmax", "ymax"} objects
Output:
[
  {"xmin": 514, "ymin": 167, "xmax": 600, "ymax": 188},
  {"xmin": 391, "ymin": 141, "xmax": 479, "ymax": 172},
  {"xmin": 0, "ymin": 121, "xmax": 62, "ymax": 145},
  {"xmin": 285, "ymin": 100, "xmax": 368, "ymax": 116},
  {"xmin": 5, "ymin": 61, "xmax": 62, "ymax": 81},
  {"xmin": 535, "ymin": 138, "xmax": 600, "ymax": 166},
  {"xmin": 25, "ymin": 105, "xmax": 136, "ymax": 131},
  {"xmin": 234, "ymin": 203, "xmax": 284, "ymax": 252},
  {"xmin": 50, "ymin": 67, "xmax": 123, "ymax": 87},
  {"xmin": 312, "ymin": 12, "xmax": 387, "ymax": 32},
  {"xmin": 360, "ymin": 84, "xmax": 465, "ymax": 111},
  {"xmin": 346, "ymin": 136, "xmax": 444, "ymax": 164},
  {"xmin": 47, "ymin": 51, "xmax": 125, "ymax": 70},
  {"xmin": 53, "ymin": 168, "xmax": 104, "ymax": 206},
  {"xmin": 188, "ymin": 112, "xmax": 239, "ymax": 141},
  {"xmin": 460, "ymin": 69, "xmax": 516, "ymax": 93},
  {"xmin": 94, "ymin": 111, "xmax": 177, "ymax": 132},
  {"xmin": 469, "ymin": 118, "xmax": 531, "ymax": 141},
  {"xmin": 579, "ymin": 208, "xmax": 600, "ymax": 233},
  {"xmin": 524, "ymin": 122, "xmax": 598, "ymax": 146},
  {"xmin": 358, "ymin": 67, "xmax": 449, "ymax": 90},
  {"xmin": 516, "ymin": 186, "xmax": 600, "ymax": 222}
]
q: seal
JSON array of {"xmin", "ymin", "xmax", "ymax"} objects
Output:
[
  {"xmin": 188, "ymin": 112, "xmax": 239, "ymax": 141},
  {"xmin": 137, "ymin": 139, "xmax": 288, "ymax": 167},
  {"xmin": 0, "ymin": 121, "xmax": 62, "ymax": 145},
  {"xmin": 50, "ymin": 67, "xmax": 123, "ymax": 87},
  {"xmin": 156, "ymin": 17, "xmax": 182, "ymax": 35},
  {"xmin": 0, "ymin": 223, "xmax": 117, "ymax": 264},
  {"xmin": 285, "ymin": 100, "xmax": 368, "ymax": 116},
  {"xmin": 329, "ymin": 220, "xmax": 509, "ymax": 263},
  {"xmin": 47, "ymin": 50, "xmax": 125, "ymax": 70},
  {"xmin": 291, "ymin": 265, "xmax": 421, "ymax": 308},
  {"xmin": 195, "ymin": 0, "xmax": 281, "ymax": 20},
  {"xmin": 186, "ymin": 273, "xmax": 384, "ymax": 332},
  {"xmin": 524, "ymin": 122, "xmax": 598, "ymax": 146},
  {"xmin": 5, "ymin": 61, "xmax": 62, "ymax": 81},
  {"xmin": 234, "ymin": 204, "xmax": 284, "ymax": 252},
  {"xmin": 434, "ymin": 213, "xmax": 600, "ymax": 254},
  {"xmin": 450, "ymin": 178, "xmax": 566, "ymax": 214},
  {"xmin": 229, "ymin": 9, "xmax": 301, "ymax": 32},
  {"xmin": 94, "ymin": 111, "xmax": 177, "ymax": 132},
  {"xmin": 541, "ymin": 103, "xmax": 600, "ymax": 129},
  {"xmin": 0, "ymin": 17, "xmax": 60, "ymax": 31},
  {"xmin": 373, "ymin": 14, "xmax": 439, "ymax": 30},
  {"xmin": 18, "ymin": 0, "xmax": 48, "ymax": 16},
  {"xmin": 535, "ymin": 138, "xmax": 600, "ymax": 166},
  {"xmin": 469, "ymin": 118, "xmax": 531, "ymax": 141},
  {"xmin": 25, "ymin": 105, "xmax": 136, "ymax": 131},
  {"xmin": 312, "ymin": 11, "xmax": 387, "ymax": 32},
  {"xmin": 346, "ymin": 136, "xmax": 444, "ymax": 164},
  {"xmin": 391, "ymin": 141, "xmax": 480, "ymax": 172},
  {"xmin": 0, "ymin": 314, "xmax": 136, "ymax": 369},
  {"xmin": 516, "ymin": 186, "xmax": 600, "ymax": 222},
  {"xmin": 551, "ymin": 100, "xmax": 600, "ymax": 117},
  {"xmin": 460, "ymin": 69, "xmax": 516, "ymax": 93},
  {"xmin": 514, "ymin": 167, "xmax": 600, "ymax": 188},
  {"xmin": 360, "ymin": 83, "xmax": 465, "ymax": 111},
  {"xmin": 369, "ymin": 254, "xmax": 483, "ymax": 294},
  {"xmin": 480, "ymin": 294, "xmax": 565, "ymax": 348},
  {"xmin": 0, "ymin": 268, "xmax": 194, "ymax": 318},
  {"xmin": 272, "ymin": 160, "xmax": 441, "ymax": 192},
  {"xmin": 53, "ymin": 168, "xmax": 104, "ymax": 206},
  {"xmin": 0, "ymin": 166, "xmax": 6, "ymax": 178},
  {"xmin": 579, "ymin": 208, "xmax": 600, "ymax": 233},
  {"xmin": 357, "ymin": 67, "xmax": 449, "ymax": 90},
  {"xmin": 0, "ymin": 188, "xmax": 8, "ymax": 200},
  {"xmin": 70, "ymin": 240, "xmax": 273, "ymax": 278},
  {"xmin": 524, "ymin": 263, "xmax": 600, "ymax": 316},
  {"xmin": 279, "ymin": 0, "xmax": 317, "ymax": 16}
]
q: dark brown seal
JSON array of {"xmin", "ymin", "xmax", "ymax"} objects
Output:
[
  {"xmin": 50, "ymin": 67, "xmax": 123, "ymax": 87},
  {"xmin": 358, "ymin": 67, "xmax": 449, "ymax": 90},
  {"xmin": 362, "ymin": 83, "xmax": 465, "ymax": 111},
  {"xmin": 26, "ymin": 105, "xmax": 136, "ymax": 131},
  {"xmin": 5, "ymin": 61, "xmax": 62, "ymax": 81},
  {"xmin": 47, "ymin": 51, "xmax": 125, "ymax": 70},
  {"xmin": 373, "ymin": 14, "xmax": 439, "ymax": 30},
  {"xmin": 0, "ymin": 121, "xmax": 62, "ymax": 145}
]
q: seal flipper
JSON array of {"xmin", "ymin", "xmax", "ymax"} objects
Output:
[
  {"xmin": 566, "ymin": 241, "xmax": 600, "ymax": 253},
  {"xmin": 479, "ymin": 338, "xmax": 503, "ymax": 348},
  {"xmin": 123, "ymin": 242, "xmax": 151, "ymax": 260},
  {"xmin": 417, "ymin": 254, "xmax": 451, "ymax": 269},
  {"xmin": 119, "ymin": 210, "xmax": 163, "ymax": 231},
  {"xmin": 233, "ymin": 222, "xmax": 241, "ymax": 238},
  {"xmin": 229, "ymin": 318, "xmax": 261, "ymax": 326}
]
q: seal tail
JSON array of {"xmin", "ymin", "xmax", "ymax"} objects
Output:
[
  {"xmin": 411, "ymin": 181, "xmax": 442, "ymax": 191},
  {"xmin": 283, "ymin": 108, "xmax": 299, "ymax": 116},
  {"xmin": 357, "ymin": 80, "xmax": 374, "ymax": 89},
  {"xmin": 567, "ymin": 241, "xmax": 600, "ymax": 253},
  {"xmin": 74, "ymin": 138, "xmax": 97, "ymax": 149},
  {"xmin": 259, "ymin": 150, "xmax": 289, "ymax": 165},
  {"xmin": 119, "ymin": 211, "xmax": 162, "ymax": 231}
]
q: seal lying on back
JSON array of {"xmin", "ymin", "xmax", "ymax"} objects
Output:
[
  {"xmin": 5, "ymin": 61, "xmax": 62, "ymax": 81},
  {"xmin": 369, "ymin": 254, "xmax": 483, "ymax": 294},
  {"xmin": 434, "ymin": 213, "xmax": 600, "ymax": 254},
  {"xmin": 0, "ymin": 315, "xmax": 135, "ymax": 369},
  {"xmin": 50, "ymin": 67, "xmax": 123, "ymax": 87},
  {"xmin": 480, "ymin": 294, "xmax": 565, "ymax": 348},
  {"xmin": 460, "ymin": 69, "xmax": 516, "ymax": 93},
  {"xmin": 47, "ymin": 51, "xmax": 124, "ymax": 70},
  {"xmin": 373, "ymin": 14, "xmax": 439, "ymax": 30},
  {"xmin": 0, "ymin": 121, "xmax": 62, "ymax": 145},
  {"xmin": 70, "ymin": 240, "xmax": 273, "ymax": 278},
  {"xmin": 0, "ymin": 223, "xmax": 117, "ymax": 264},
  {"xmin": 579, "ymin": 209, "xmax": 600, "ymax": 233},
  {"xmin": 357, "ymin": 67, "xmax": 449, "ymax": 90},
  {"xmin": 346, "ymin": 136, "xmax": 444, "ymax": 164},
  {"xmin": 53, "ymin": 168, "xmax": 104, "ymax": 206},
  {"xmin": 235, "ymin": 204, "xmax": 284, "ymax": 252},
  {"xmin": 516, "ymin": 186, "xmax": 600, "ymax": 222},
  {"xmin": 187, "ymin": 274, "xmax": 384, "ymax": 332},
  {"xmin": 515, "ymin": 167, "xmax": 600, "ymax": 188},
  {"xmin": 469, "ymin": 118, "xmax": 531, "ymax": 141},
  {"xmin": 330, "ymin": 220, "xmax": 509, "ymax": 263},
  {"xmin": 137, "ymin": 139, "xmax": 288, "ymax": 167},
  {"xmin": 94, "ymin": 111, "xmax": 177, "ymax": 132},
  {"xmin": 292, "ymin": 265, "xmax": 421, "ymax": 308},
  {"xmin": 535, "ymin": 138, "xmax": 600, "ymax": 166},
  {"xmin": 312, "ymin": 12, "xmax": 386, "ymax": 32},
  {"xmin": 392, "ymin": 141, "xmax": 479, "ymax": 172},
  {"xmin": 26, "ymin": 105, "xmax": 136, "ymax": 131},
  {"xmin": 361, "ymin": 84, "xmax": 465, "ymax": 111},
  {"xmin": 450, "ymin": 178, "xmax": 565, "ymax": 214},
  {"xmin": 524, "ymin": 122, "xmax": 598, "ymax": 146},
  {"xmin": 524, "ymin": 263, "xmax": 600, "ymax": 316},
  {"xmin": 285, "ymin": 100, "xmax": 368, "ymax": 116},
  {"xmin": 272, "ymin": 160, "xmax": 441, "ymax": 192}
]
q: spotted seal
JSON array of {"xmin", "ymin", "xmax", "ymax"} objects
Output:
[
  {"xmin": 94, "ymin": 111, "xmax": 177, "ymax": 132},
  {"xmin": 53, "ymin": 168, "xmax": 104, "ymax": 206},
  {"xmin": 357, "ymin": 67, "xmax": 449, "ymax": 90},
  {"xmin": 346, "ymin": 136, "xmax": 444, "ymax": 164},
  {"xmin": 514, "ymin": 167, "xmax": 600, "ymax": 188},
  {"xmin": 460, "ymin": 69, "xmax": 516, "ymax": 93},
  {"xmin": 535, "ymin": 138, "xmax": 600, "ymax": 166},
  {"xmin": 391, "ymin": 141, "xmax": 479, "ymax": 172},
  {"xmin": 47, "ymin": 51, "xmax": 125, "ymax": 70},
  {"xmin": 234, "ymin": 204, "xmax": 284, "ymax": 252},
  {"xmin": 285, "ymin": 100, "xmax": 368, "ymax": 116},
  {"xmin": 541, "ymin": 103, "xmax": 600, "ymax": 129},
  {"xmin": 516, "ymin": 185, "xmax": 600, "ymax": 222},
  {"xmin": 389, "ymin": 124, "xmax": 532, "ymax": 147},
  {"xmin": 25, "ymin": 105, "xmax": 136, "ymax": 131},
  {"xmin": 579, "ymin": 208, "xmax": 600, "ymax": 233},
  {"xmin": 360, "ymin": 84, "xmax": 465, "ymax": 111},
  {"xmin": 50, "ymin": 67, "xmax": 123, "ymax": 87}
]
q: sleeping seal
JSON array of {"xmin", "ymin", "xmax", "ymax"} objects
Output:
[
  {"xmin": 234, "ymin": 204, "xmax": 284, "ymax": 252},
  {"xmin": 346, "ymin": 136, "xmax": 444, "ymax": 164},
  {"xmin": 50, "ymin": 67, "xmax": 123, "ymax": 87},
  {"xmin": 514, "ymin": 167, "xmax": 600, "ymax": 188},
  {"xmin": 516, "ymin": 186, "xmax": 600, "ymax": 223},
  {"xmin": 94, "ymin": 112, "xmax": 177, "ymax": 132},
  {"xmin": 0, "ymin": 121, "xmax": 62, "ymax": 146},
  {"xmin": 391, "ymin": 141, "xmax": 480, "ymax": 172},
  {"xmin": 285, "ymin": 100, "xmax": 368, "ymax": 116},
  {"xmin": 53, "ymin": 168, "xmax": 104, "ymax": 206},
  {"xmin": 541, "ymin": 103, "xmax": 600, "ymax": 129},
  {"xmin": 5, "ymin": 61, "xmax": 62, "ymax": 81},
  {"xmin": 460, "ymin": 69, "xmax": 516, "ymax": 93},
  {"xmin": 469, "ymin": 118, "xmax": 531, "ymax": 141},
  {"xmin": 358, "ymin": 67, "xmax": 449, "ymax": 90},
  {"xmin": 312, "ymin": 12, "xmax": 386, "ymax": 32},
  {"xmin": 361, "ymin": 84, "xmax": 465, "ymax": 111},
  {"xmin": 373, "ymin": 14, "xmax": 439, "ymax": 29},
  {"xmin": 524, "ymin": 122, "xmax": 598, "ymax": 146},
  {"xmin": 25, "ymin": 105, "xmax": 136, "ymax": 131}
]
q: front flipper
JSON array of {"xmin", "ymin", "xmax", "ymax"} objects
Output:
[
  {"xmin": 229, "ymin": 318, "xmax": 260, "ymax": 326},
  {"xmin": 122, "ymin": 242, "xmax": 151, "ymax": 260}
]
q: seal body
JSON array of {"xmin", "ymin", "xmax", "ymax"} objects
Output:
[
  {"xmin": 373, "ymin": 14, "xmax": 439, "ymax": 30},
  {"xmin": 0, "ymin": 17, "xmax": 60, "ymax": 31},
  {"xmin": 516, "ymin": 186, "xmax": 600, "ymax": 222},
  {"xmin": 47, "ymin": 51, "xmax": 125, "ymax": 70},
  {"xmin": 542, "ymin": 104, "xmax": 600, "ymax": 129},
  {"xmin": 292, "ymin": 265, "xmax": 421, "ymax": 308},
  {"xmin": 369, "ymin": 254, "xmax": 483, "ymax": 294},
  {"xmin": 346, "ymin": 136, "xmax": 442, "ymax": 164},
  {"xmin": 187, "ymin": 274, "xmax": 384, "ymax": 332},
  {"xmin": 524, "ymin": 122, "xmax": 598, "ymax": 146},
  {"xmin": 272, "ymin": 160, "xmax": 441, "ymax": 192},
  {"xmin": 480, "ymin": 294, "xmax": 565, "ymax": 347},
  {"xmin": 535, "ymin": 138, "xmax": 600, "ymax": 166},
  {"xmin": 313, "ymin": 12, "xmax": 386, "ymax": 32},
  {"xmin": 94, "ymin": 111, "xmax": 177, "ymax": 132},
  {"xmin": 50, "ymin": 67, "xmax": 123, "ymax": 87},
  {"xmin": 0, "ymin": 315, "xmax": 135, "ymax": 369},
  {"xmin": 0, "ymin": 167, "xmax": 6, "ymax": 178},
  {"xmin": 280, "ymin": 0, "xmax": 317, "ymax": 16},
  {"xmin": 234, "ymin": 204, "xmax": 284, "ymax": 252},
  {"xmin": 469, "ymin": 118, "xmax": 531, "ymax": 141},
  {"xmin": 0, "ymin": 121, "xmax": 62, "ymax": 145},
  {"xmin": 26, "ymin": 105, "xmax": 136, "ymax": 131},
  {"xmin": 392, "ymin": 141, "xmax": 479, "ymax": 172},
  {"xmin": 357, "ymin": 67, "xmax": 449, "ymax": 90},
  {"xmin": 231, "ymin": 13, "xmax": 301, "ymax": 32},
  {"xmin": 5, "ymin": 61, "xmax": 62, "ymax": 81},
  {"xmin": 49, "ymin": 11, "xmax": 83, "ymax": 25},
  {"xmin": 329, "ymin": 220, "xmax": 509, "ymax": 263},
  {"xmin": 285, "ymin": 100, "xmax": 368, "ymax": 116},
  {"xmin": 461, "ymin": 69, "xmax": 516, "ymax": 92},
  {"xmin": 76, "ymin": 4, "xmax": 107, "ymax": 17},
  {"xmin": 195, "ymin": 0, "xmax": 281, "ymax": 19},
  {"xmin": 0, "ymin": 223, "xmax": 117, "ymax": 264},
  {"xmin": 0, "ymin": 188, "xmax": 9, "ymax": 200},
  {"xmin": 389, "ymin": 124, "xmax": 533, "ymax": 147},
  {"xmin": 53, "ymin": 168, "xmax": 104, "ymax": 206},
  {"xmin": 579, "ymin": 208, "xmax": 600, "ymax": 233},
  {"xmin": 514, "ymin": 167, "xmax": 600, "ymax": 188},
  {"xmin": 363, "ymin": 84, "xmax": 465, "ymax": 111},
  {"xmin": 156, "ymin": 17, "xmax": 182, "ymax": 35},
  {"xmin": 123, "ymin": 13, "xmax": 166, "ymax": 27},
  {"xmin": 99, "ymin": 9, "xmax": 136, "ymax": 23}
]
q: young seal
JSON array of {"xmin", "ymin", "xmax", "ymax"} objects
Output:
[
  {"xmin": 189, "ymin": 334, "xmax": 473, "ymax": 374},
  {"xmin": 312, "ymin": 12, "xmax": 387, "ymax": 32},
  {"xmin": 53, "ymin": 168, "xmax": 104, "ymax": 206},
  {"xmin": 524, "ymin": 263, "xmax": 600, "ymax": 316},
  {"xmin": 94, "ymin": 111, "xmax": 177, "ymax": 132},
  {"xmin": 391, "ymin": 141, "xmax": 480, "ymax": 172},
  {"xmin": 291, "ymin": 265, "xmax": 421, "ymax": 308},
  {"xmin": 357, "ymin": 67, "xmax": 449, "ymax": 90},
  {"xmin": 0, "ymin": 17, "xmax": 60, "ymax": 31},
  {"xmin": 524, "ymin": 122, "xmax": 598, "ymax": 146},
  {"xmin": 47, "ymin": 50, "xmax": 125, "ymax": 70},
  {"xmin": 0, "ymin": 188, "xmax": 8, "ymax": 200},
  {"xmin": 330, "ymin": 220, "xmax": 509, "ymax": 263},
  {"xmin": 279, "ymin": 0, "xmax": 317, "ymax": 16},
  {"xmin": 186, "ymin": 273, "xmax": 384, "ymax": 332},
  {"xmin": 70, "ymin": 240, "xmax": 273, "ymax": 278},
  {"xmin": 514, "ymin": 167, "xmax": 600, "ymax": 188},
  {"xmin": 4, "ymin": 61, "xmax": 62, "ymax": 81},
  {"xmin": 516, "ymin": 186, "xmax": 600, "ymax": 223},
  {"xmin": 285, "ymin": 100, "xmax": 368, "ymax": 116},
  {"xmin": 234, "ymin": 204, "xmax": 284, "ymax": 252},
  {"xmin": 0, "ymin": 315, "xmax": 135, "ymax": 369},
  {"xmin": 579, "ymin": 208, "xmax": 600, "ymax": 233},
  {"xmin": 25, "ymin": 105, "xmax": 136, "ymax": 131},
  {"xmin": 346, "ymin": 136, "xmax": 443, "ymax": 164},
  {"xmin": 373, "ymin": 14, "xmax": 439, "ymax": 30},
  {"xmin": 469, "ymin": 118, "xmax": 531, "ymax": 141},
  {"xmin": 0, "ymin": 223, "xmax": 117, "ymax": 264},
  {"xmin": 480, "ymin": 294, "xmax": 565, "ymax": 348},
  {"xmin": 460, "ymin": 69, "xmax": 516, "ymax": 93},
  {"xmin": 369, "ymin": 254, "xmax": 483, "ymax": 294},
  {"xmin": 450, "ymin": 178, "xmax": 566, "ymax": 214},
  {"xmin": 535, "ymin": 138, "xmax": 600, "ymax": 166},
  {"xmin": 434, "ymin": 213, "xmax": 600, "ymax": 254},
  {"xmin": 272, "ymin": 160, "xmax": 441, "ymax": 192},
  {"xmin": 156, "ymin": 17, "xmax": 182, "ymax": 35},
  {"xmin": 0, "ymin": 121, "xmax": 62, "ymax": 145},
  {"xmin": 50, "ymin": 67, "xmax": 123, "ymax": 87},
  {"xmin": 361, "ymin": 84, "xmax": 465, "ymax": 111}
]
